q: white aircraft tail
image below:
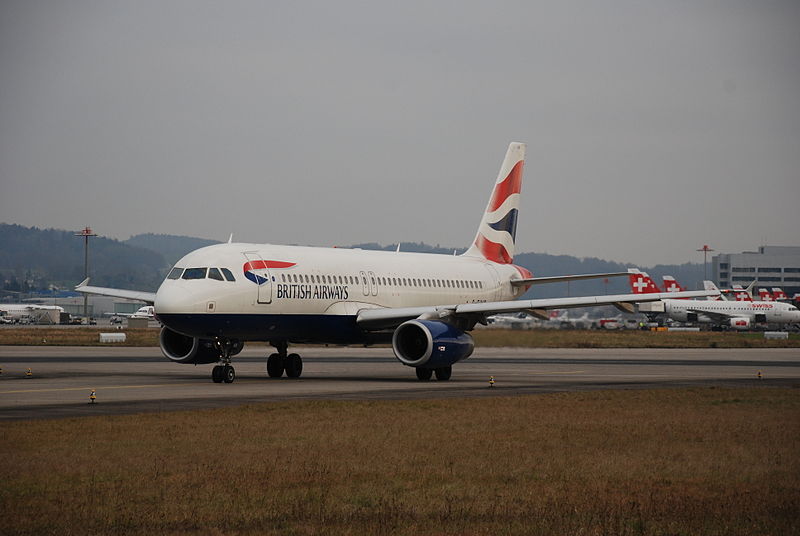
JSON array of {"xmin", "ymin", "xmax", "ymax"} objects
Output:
[
  {"xmin": 463, "ymin": 142, "xmax": 526, "ymax": 264},
  {"xmin": 703, "ymin": 280, "xmax": 720, "ymax": 292}
]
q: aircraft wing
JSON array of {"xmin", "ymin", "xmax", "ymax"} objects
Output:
[
  {"xmin": 511, "ymin": 271, "xmax": 630, "ymax": 286},
  {"xmin": 357, "ymin": 289, "xmax": 717, "ymax": 330},
  {"xmin": 684, "ymin": 308, "xmax": 736, "ymax": 323},
  {"xmin": 75, "ymin": 279, "xmax": 157, "ymax": 305}
]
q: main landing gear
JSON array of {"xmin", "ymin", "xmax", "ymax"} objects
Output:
[
  {"xmin": 415, "ymin": 365, "xmax": 452, "ymax": 381},
  {"xmin": 266, "ymin": 341, "xmax": 303, "ymax": 379},
  {"xmin": 211, "ymin": 338, "xmax": 238, "ymax": 384}
]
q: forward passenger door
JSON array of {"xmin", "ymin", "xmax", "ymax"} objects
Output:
[{"xmin": 243, "ymin": 252, "xmax": 273, "ymax": 304}]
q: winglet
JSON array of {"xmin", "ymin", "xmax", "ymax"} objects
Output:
[{"xmin": 76, "ymin": 278, "xmax": 90, "ymax": 289}]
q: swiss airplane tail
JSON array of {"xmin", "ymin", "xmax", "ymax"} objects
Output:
[
  {"xmin": 758, "ymin": 288, "xmax": 774, "ymax": 301},
  {"xmin": 662, "ymin": 275, "xmax": 685, "ymax": 293},
  {"xmin": 772, "ymin": 287, "xmax": 788, "ymax": 300},
  {"xmin": 463, "ymin": 142, "xmax": 526, "ymax": 264},
  {"xmin": 627, "ymin": 269, "xmax": 661, "ymax": 294},
  {"xmin": 731, "ymin": 284, "xmax": 752, "ymax": 301}
]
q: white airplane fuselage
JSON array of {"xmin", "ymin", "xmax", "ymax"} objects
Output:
[
  {"xmin": 156, "ymin": 243, "xmax": 530, "ymax": 344},
  {"xmin": 663, "ymin": 299, "xmax": 800, "ymax": 326}
]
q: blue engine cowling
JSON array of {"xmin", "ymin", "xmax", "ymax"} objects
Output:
[{"xmin": 392, "ymin": 320, "xmax": 474, "ymax": 368}]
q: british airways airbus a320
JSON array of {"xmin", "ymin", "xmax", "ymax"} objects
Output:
[{"xmin": 77, "ymin": 143, "xmax": 716, "ymax": 383}]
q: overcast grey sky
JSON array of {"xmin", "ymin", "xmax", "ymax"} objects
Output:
[{"xmin": 1, "ymin": 1, "xmax": 798, "ymax": 266}]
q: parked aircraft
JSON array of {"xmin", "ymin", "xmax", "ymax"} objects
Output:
[
  {"xmin": 758, "ymin": 288, "xmax": 774, "ymax": 301},
  {"xmin": 628, "ymin": 273, "xmax": 800, "ymax": 330},
  {"xmin": 666, "ymin": 276, "xmax": 753, "ymax": 302},
  {"xmin": 771, "ymin": 288, "xmax": 788, "ymax": 301},
  {"xmin": 107, "ymin": 306, "xmax": 155, "ymax": 319},
  {"xmin": 77, "ymin": 142, "xmax": 716, "ymax": 383}
]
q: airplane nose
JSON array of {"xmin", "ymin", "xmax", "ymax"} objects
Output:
[{"xmin": 154, "ymin": 283, "xmax": 206, "ymax": 314}]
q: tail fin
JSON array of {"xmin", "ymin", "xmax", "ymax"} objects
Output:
[
  {"xmin": 704, "ymin": 280, "xmax": 721, "ymax": 292},
  {"xmin": 628, "ymin": 269, "xmax": 661, "ymax": 294},
  {"xmin": 731, "ymin": 285, "xmax": 748, "ymax": 301},
  {"xmin": 662, "ymin": 275, "xmax": 685, "ymax": 293},
  {"xmin": 772, "ymin": 287, "xmax": 787, "ymax": 300},
  {"xmin": 758, "ymin": 288, "xmax": 774, "ymax": 301},
  {"xmin": 463, "ymin": 142, "xmax": 526, "ymax": 264}
]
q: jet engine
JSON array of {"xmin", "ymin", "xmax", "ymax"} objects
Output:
[
  {"xmin": 729, "ymin": 317, "xmax": 751, "ymax": 330},
  {"xmin": 159, "ymin": 327, "xmax": 220, "ymax": 364},
  {"xmin": 392, "ymin": 319, "xmax": 474, "ymax": 368}
]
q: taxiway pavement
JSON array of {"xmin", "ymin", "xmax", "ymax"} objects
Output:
[{"xmin": 1, "ymin": 345, "xmax": 797, "ymax": 420}]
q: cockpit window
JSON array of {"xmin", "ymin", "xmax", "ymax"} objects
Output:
[
  {"xmin": 182, "ymin": 268, "xmax": 208, "ymax": 280},
  {"xmin": 221, "ymin": 268, "xmax": 236, "ymax": 281},
  {"xmin": 208, "ymin": 268, "xmax": 224, "ymax": 281},
  {"xmin": 167, "ymin": 267, "xmax": 184, "ymax": 280}
]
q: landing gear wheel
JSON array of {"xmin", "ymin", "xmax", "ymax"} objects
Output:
[
  {"xmin": 223, "ymin": 365, "xmax": 235, "ymax": 383},
  {"xmin": 434, "ymin": 366, "xmax": 452, "ymax": 381},
  {"xmin": 285, "ymin": 353, "xmax": 303, "ymax": 378},
  {"xmin": 267, "ymin": 353, "xmax": 284, "ymax": 378},
  {"xmin": 415, "ymin": 367, "xmax": 433, "ymax": 381},
  {"xmin": 211, "ymin": 365, "xmax": 224, "ymax": 383}
]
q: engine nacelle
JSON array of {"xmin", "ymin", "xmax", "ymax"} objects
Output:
[
  {"xmin": 159, "ymin": 327, "xmax": 219, "ymax": 364},
  {"xmin": 392, "ymin": 320, "xmax": 474, "ymax": 368},
  {"xmin": 729, "ymin": 317, "xmax": 751, "ymax": 330}
]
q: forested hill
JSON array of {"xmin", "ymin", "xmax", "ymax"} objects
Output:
[
  {"xmin": 0, "ymin": 224, "xmax": 167, "ymax": 291},
  {"xmin": 124, "ymin": 233, "xmax": 220, "ymax": 267},
  {"xmin": 1, "ymin": 224, "xmax": 703, "ymax": 296}
]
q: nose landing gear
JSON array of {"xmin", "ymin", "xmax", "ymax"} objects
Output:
[{"xmin": 211, "ymin": 338, "xmax": 239, "ymax": 384}]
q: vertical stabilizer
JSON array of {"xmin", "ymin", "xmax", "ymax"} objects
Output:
[
  {"xmin": 662, "ymin": 275, "xmax": 685, "ymax": 293},
  {"xmin": 463, "ymin": 142, "xmax": 526, "ymax": 264},
  {"xmin": 627, "ymin": 269, "xmax": 661, "ymax": 294}
]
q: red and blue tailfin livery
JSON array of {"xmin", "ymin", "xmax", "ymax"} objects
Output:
[{"xmin": 464, "ymin": 143, "xmax": 525, "ymax": 264}]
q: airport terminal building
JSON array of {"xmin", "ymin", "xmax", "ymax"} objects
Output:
[{"xmin": 713, "ymin": 246, "xmax": 800, "ymax": 298}]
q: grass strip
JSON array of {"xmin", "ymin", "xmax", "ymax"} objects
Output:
[{"xmin": 1, "ymin": 387, "xmax": 798, "ymax": 535}]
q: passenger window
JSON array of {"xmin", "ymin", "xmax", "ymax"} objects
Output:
[
  {"xmin": 167, "ymin": 267, "xmax": 184, "ymax": 280},
  {"xmin": 208, "ymin": 268, "xmax": 224, "ymax": 281},
  {"xmin": 182, "ymin": 268, "xmax": 207, "ymax": 280},
  {"xmin": 221, "ymin": 268, "xmax": 236, "ymax": 281}
]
